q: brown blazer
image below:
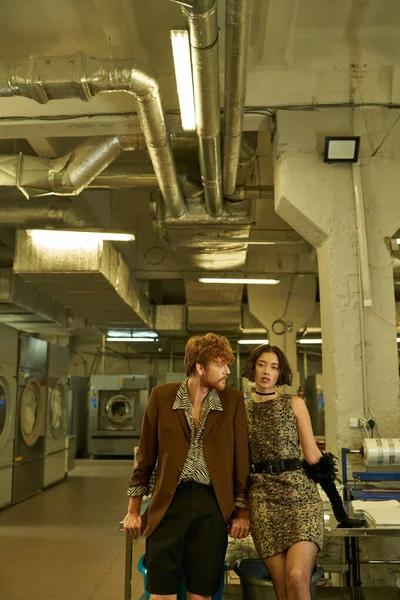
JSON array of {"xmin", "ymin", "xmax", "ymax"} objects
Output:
[{"xmin": 129, "ymin": 382, "xmax": 250, "ymax": 537}]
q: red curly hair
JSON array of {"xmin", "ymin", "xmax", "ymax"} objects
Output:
[{"xmin": 184, "ymin": 333, "xmax": 235, "ymax": 377}]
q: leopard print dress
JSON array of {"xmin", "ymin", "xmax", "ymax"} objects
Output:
[{"xmin": 246, "ymin": 395, "xmax": 324, "ymax": 558}]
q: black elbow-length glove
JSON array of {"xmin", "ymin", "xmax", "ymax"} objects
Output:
[{"xmin": 302, "ymin": 453, "xmax": 364, "ymax": 528}]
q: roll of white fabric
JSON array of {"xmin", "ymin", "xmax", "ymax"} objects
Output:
[{"xmin": 362, "ymin": 438, "xmax": 400, "ymax": 466}]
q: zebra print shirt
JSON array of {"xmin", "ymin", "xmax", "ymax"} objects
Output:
[{"xmin": 173, "ymin": 379, "xmax": 223, "ymax": 486}]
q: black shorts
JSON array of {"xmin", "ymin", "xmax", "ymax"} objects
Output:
[{"xmin": 146, "ymin": 481, "xmax": 228, "ymax": 596}]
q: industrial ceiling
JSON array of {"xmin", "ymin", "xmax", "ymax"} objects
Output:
[{"xmin": 0, "ymin": 0, "xmax": 399, "ymax": 340}]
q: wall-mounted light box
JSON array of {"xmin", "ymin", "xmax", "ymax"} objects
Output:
[{"xmin": 323, "ymin": 136, "xmax": 360, "ymax": 163}]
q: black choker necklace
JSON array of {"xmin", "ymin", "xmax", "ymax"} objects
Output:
[{"xmin": 256, "ymin": 390, "xmax": 277, "ymax": 396}]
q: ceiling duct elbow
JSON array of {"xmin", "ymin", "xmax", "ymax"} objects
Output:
[
  {"xmin": 49, "ymin": 135, "xmax": 125, "ymax": 195},
  {"xmin": 0, "ymin": 52, "xmax": 186, "ymax": 218}
]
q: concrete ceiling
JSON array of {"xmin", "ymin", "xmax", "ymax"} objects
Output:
[{"xmin": 0, "ymin": 0, "xmax": 400, "ymax": 336}]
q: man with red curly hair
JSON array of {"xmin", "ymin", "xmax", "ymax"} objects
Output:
[{"xmin": 123, "ymin": 333, "xmax": 250, "ymax": 600}]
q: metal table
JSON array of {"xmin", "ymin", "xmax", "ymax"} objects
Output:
[{"xmin": 324, "ymin": 511, "xmax": 400, "ymax": 587}]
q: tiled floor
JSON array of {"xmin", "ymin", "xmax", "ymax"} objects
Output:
[{"xmin": 0, "ymin": 460, "xmax": 145, "ymax": 600}]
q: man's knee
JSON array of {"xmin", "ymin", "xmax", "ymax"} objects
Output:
[{"xmin": 187, "ymin": 593, "xmax": 211, "ymax": 600}]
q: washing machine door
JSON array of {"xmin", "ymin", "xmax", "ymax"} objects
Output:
[
  {"xmin": 105, "ymin": 394, "xmax": 135, "ymax": 426},
  {"xmin": 0, "ymin": 377, "xmax": 11, "ymax": 451},
  {"xmin": 49, "ymin": 380, "xmax": 68, "ymax": 439},
  {"xmin": 20, "ymin": 378, "xmax": 44, "ymax": 446}
]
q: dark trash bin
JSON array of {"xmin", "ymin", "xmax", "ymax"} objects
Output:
[{"xmin": 234, "ymin": 559, "xmax": 324, "ymax": 600}]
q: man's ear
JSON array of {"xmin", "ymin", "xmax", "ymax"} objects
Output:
[{"xmin": 195, "ymin": 363, "xmax": 205, "ymax": 376}]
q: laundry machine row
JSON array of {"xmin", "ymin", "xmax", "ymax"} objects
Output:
[{"xmin": 88, "ymin": 374, "xmax": 150, "ymax": 458}]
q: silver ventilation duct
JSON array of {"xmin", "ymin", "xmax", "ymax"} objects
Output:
[
  {"xmin": 223, "ymin": 0, "xmax": 253, "ymax": 196},
  {"xmin": 0, "ymin": 152, "xmax": 203, "ymax": 200},
  {"xmin": 13, "ymin": 230, "xmax": 152, "ymax": 330},
  {"xmin": 0, "ymin": 52, "xmax": 186, "ymax": 218},
  {"xmin": 182, "ymin": 0, "xmax": 223, "ymax": 217},
  {"xmin": 0, "ymin": 268, "xmax": 71, "ymax": 331},
  {"xmin": 151, "ymin": 191, "xmax": 252, "ymax": 270},
  {"xmin": 154, "ymin": 298, "xmax": 267, "ymax": 337},
  {"xmin": 0, "ymin": 200, "xmax": 86, "ymax": 229},
  {"xmin": 185, "ymin": 281, "xmax": 243, "ymax": 332}
]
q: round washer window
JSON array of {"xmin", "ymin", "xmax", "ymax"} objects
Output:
[
  {"xmin": 49, "ymin": 382, "xmax": 67, "ymax": 438},
  {"xmin": 106, "ymin": 395, "xmax": 132, "ymax": 425},
  {"xmin": 20, "ymin": 378, "xmax": 43, "ymax": 446}
]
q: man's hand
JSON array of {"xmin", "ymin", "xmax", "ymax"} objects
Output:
[
  {"xmin": 123, "ymin": 512, "xmax": 143, "ymax": 538},
  {"xmin": 228, "ymin": 508, "xmax": 250, "ymax": 539}
]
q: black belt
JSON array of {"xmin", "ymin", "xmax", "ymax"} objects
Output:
[{"xmin": 251, "ymin": 458, "xmax": 302, "ymax": 475}]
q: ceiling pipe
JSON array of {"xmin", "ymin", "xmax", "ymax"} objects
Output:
[
  {"xmin": 223, "ymin": 0, "xmax": 253, "ymax": 196},
  {"xmin": 0, "ymin": 200, "xmax": 86, "ymax": 228},
  {"xmin": 182, "ymin": 0, "xmax": 223, "ymax": 217},
  {"xmin": 0, "ymin": 52, "xmax": 186, "ymax": 218},
  {"xmin": 0, "ymin": 153, "xmax": 203, "ymax": 199}
]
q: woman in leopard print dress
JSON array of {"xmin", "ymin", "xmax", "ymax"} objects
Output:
[{"xmin": 242, "ymin": 345, "xmax": 324, "ymax": 600}]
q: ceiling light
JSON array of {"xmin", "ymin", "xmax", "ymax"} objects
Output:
[
  {"xmin": 27, "ymin": 230, "xmax": 135, "ymax": 250},
  {"xmin": 170, "ymin": 28, "xmax": 196, "ymax": 131},
  {"xmin": 396, "ymin": 239, "xmax": 400, "ymax": 244},
  {"xmin": 107, "ymin": 330, "xmax": 158, "ymax": 339},
  {"xmin": 397, "ymin": 337, "xmax": 400, "ymax": 342},
  {"xmin": 106, "ymin": 337, "xmax": 157, "ymax": 343},
  {"xmin": 323, "ymin": 136, "xmax": 360, "ymax": 163},
  {"xmin": 238, "ymin": 339, "xmax": 269, "ymax": 345},
  {"xmin": 198, "ymin": 278, "xmax": 280, "ymax": 285},
  {"xmin": 298, "ymin": 339, "xmax": 323, "ymax": 345}
]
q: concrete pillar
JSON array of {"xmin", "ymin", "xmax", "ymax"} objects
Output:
[
  {"xmin": 273, "ymin": 108, "xmax": 400, "ymax": 453},
  {"xmin": 248, "ymin": 274, "xmax": 317, "ymax": 393}
]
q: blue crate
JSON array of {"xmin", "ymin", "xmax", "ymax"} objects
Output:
[{"xmin": 137, "ymin": 554, "xmax": 228, "ymax": 600}]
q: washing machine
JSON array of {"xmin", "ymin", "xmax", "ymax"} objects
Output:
[
  {"xmin": 43, "ymin": 343, "xmax": 69, "ymax": 488},
  {"xmin": 12, "ymin": 336, "xmax": 48, "ymax": 504},
  {"xmin": 0, "ymin": 324, "xmax": 18, "ymax": 509},
  {"xmin": 88, "ymin": 374, "xmax": 149, "ymax": 457}
]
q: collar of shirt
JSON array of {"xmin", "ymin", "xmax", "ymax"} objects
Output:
[{"xmin": 172, "ymin": 379, "xmax": 224, "ymax": 413}]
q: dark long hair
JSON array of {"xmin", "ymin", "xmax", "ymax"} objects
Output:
[{"xmin": 242, "ymin": 344, "xmax": 293, "ymax": 387}]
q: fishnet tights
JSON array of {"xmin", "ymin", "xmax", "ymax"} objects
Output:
[{"xmin": 264, "ymin": 542, "xmax": 318, "ymax": 600}]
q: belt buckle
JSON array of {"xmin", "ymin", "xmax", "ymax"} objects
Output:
[{"xmin": 269, "ymin": 462, "xmax": 279, "ymax": 475}]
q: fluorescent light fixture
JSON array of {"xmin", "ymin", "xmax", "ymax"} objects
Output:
[
  {"xmin": 299, "ymin": 338, "xmax": 400, "ymax": 344},
  {"xmin": 107, "ymin": 330, "xmax": 158, "ymax": 339},
  {"xmin": 199, "ymin": 278, "xmax": 280, "ymax": 285},
  {"xmin": 323, "ymin": 136, "xmax": 360, "ymax": 163},
  {"xmin": 106, "ymin": 337, "xmax": 157, "ymax": 343},
  {"xmin": 396, "ymin": 239, "xmax": 400, "ymax": 244},
  {"xmin": 28, "ymin": 230, "xmax": 134, "ymax": 250},
  {"xmin": 238, "ymin": 339, "xmax": 269, "ymax": 345},
  {"xmin": 170, "ymin": 28, "xmax": 196, "ymax": 131}
]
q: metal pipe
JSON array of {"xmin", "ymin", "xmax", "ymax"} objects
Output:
[
  {"xmin": 0, "ymin": 201, "xmax": 86, "ymax": 228},
  {"xmin": 182, "ymin": 1, "xmax": 223, "ymax": 217},
  {"xmin": 49, "ymin": 136, "xmax": 125, "ymax": 194},
  {"xmin": 0, "ymin": 52, "xmax": 186, "ymax": 218},
  {"xmin": 223, "ymin": 0, "xmax": 253, "ymax": 195},
  {"xmin": 0, "ymin": 153, "xmax": 204, "ymax": 199}
]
